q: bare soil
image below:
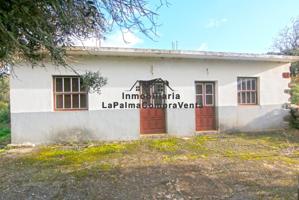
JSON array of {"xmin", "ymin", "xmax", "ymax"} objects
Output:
[{"xmin": 0, "ymin": 131, "xmax": 298, "ymax": 200}]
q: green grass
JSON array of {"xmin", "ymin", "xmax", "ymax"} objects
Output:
[
  {"xmin": 23, "ymin": 137, "xmax": 207, "ymax": 168},
  {"xmin": 7, "ymin": 131, "xmax": 299, "ymax": 171},
  {"xmin": 24, "ymin": 142, "xmax": 138, "ymax": 168},
  {"xmin": 147, "ymin": 137, "xmax": 181, "ymax": 152},
  {"xmin": 1, "ymin": 131, "xmax": 298, "ymax": 199}
]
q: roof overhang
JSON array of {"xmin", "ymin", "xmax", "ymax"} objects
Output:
[{"xmin": 65, "ymin": 47, "xmax": 299, "ymax": 63}]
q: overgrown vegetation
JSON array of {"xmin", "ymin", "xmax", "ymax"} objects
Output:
[
  {"xmin": 0, "ymin": 0, "xmax": 167, "ymax": 66},
  {"xmin": 16, "ymin": 131, "xmax": 299, "ymax": 168},
  {"xmin": 272, "ymin": 18, "xmax": 299, "ymax": 129},
  {"xmin": 290, "ymin": 82, "xmax": 299, "ymax": 105},
  {"xmin": 272, "ymin": 18, "xmax": 299, "ymax": 74},
  {"xmin": 0, "ymin": 128, "xmax": 10, "ymax": 147},
  {"xmin": 81, "ymin": 71, "xmax": 107, "ymax": 94},
  {"xmin": 0, "ymin": 131, "xmax": 298, "ymax": 199},
  {"xmin": 289, "ymin": 108, "xmax": 299, "ymax": 129},
  {"xmin": 0, "ymin": 0, "xmax": 168, "ymax": 94},
  {"xmin": 0, "ymin": 76, "xmax": 10, "ymax": 146},
  {"xmin": 288, "ymin": 76, "xmax": 299, "ymax": 128}
]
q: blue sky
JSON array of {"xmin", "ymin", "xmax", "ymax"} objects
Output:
[{"xmin": 98, "ymin": 0, "xmax": 299, "ymax": 53}]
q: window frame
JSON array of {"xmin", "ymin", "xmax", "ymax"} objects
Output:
[
  {"xmin": 53, "ymin": 76, "xmax": 88, "ymax": 111},
  {"xmin": 237, "ymin": 77, "xmax": 258, "ymax": 105},
  {"xmin": 195, "ymin": 82, "xmax": 215, "ymax": 107},
  {"xmin": 195, "ymin": 82, "xmax": 204, "ymax": 107},
  {"xmin": 204, "ymin": 83, "xmax": 214, "ymax": 106},
  {"xmin": 139, "ymin": 81, "xmax": 166, "ymax": 106}
]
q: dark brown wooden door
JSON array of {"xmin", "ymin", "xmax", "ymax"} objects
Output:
[
  {"xmin": 140, "ymin": 81, "xmax": 166, "ymax": 134},
  {"xmin": 195, "ymin": 82, "xmax": 216, "ymax": 131}
]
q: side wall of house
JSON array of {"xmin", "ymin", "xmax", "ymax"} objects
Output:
[{"xmin": 10, "ymin": 55, "xmax": 290, "ymax": 144}]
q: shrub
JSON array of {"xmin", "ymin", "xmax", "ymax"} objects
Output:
[
  {"xmin": 289, "ymin": 107, "xmax": 299, "ymax": 129},
  {"xmin": 0, "ymin": 102, "xmax": 8, "ymax": 110},
  {"xmin": 0, "ymin": 77, "xmax": 9, "ymax": 104},
  {"xmin": 291, "ymin": 84, "xmax": 299, "ymax": 104},
  {"xmin": 0, "ymin": 127, "xmax": 10, "ymax": 141},
  {"xmin": 0, "ymin": 104, "xmax": 9, "ymax": 128},
  {"xmin": 289, "ymin": 79, "xmax": 299, "ymax": 129}
]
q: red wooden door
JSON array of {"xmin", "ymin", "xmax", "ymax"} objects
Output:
[
  {"xmin": 195, "ymin": 82, "xmax": 216, "ymax": 131},
  {"xmin": 140, "ymin": 81, "xmax": 166, "ymax": 134},
  {"xmin": 140, "ymin": 108, "xmax": 166, "ymax": 134}
]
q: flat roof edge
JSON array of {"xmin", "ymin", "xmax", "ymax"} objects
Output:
[{"xmin": 65, "ymin": 47, "xmax": 299, "ymax": 62}]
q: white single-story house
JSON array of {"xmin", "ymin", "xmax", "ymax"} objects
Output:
[{"xmin": 10, "ymin": 47, "xmax": 299, "ymax": 144}]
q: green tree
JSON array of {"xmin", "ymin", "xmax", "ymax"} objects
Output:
[
  {"xmin": 0, "ymin": 0, "xmax": 167, "ymax": 66},
  {"xmin": 273, "ymin": 18, "xmax": 299, "ymax": 75},
  {"xmin": 273, "ymin": 18, "xmax": 299, "ymax": 128},
  {"xmin": 0, "ymin": 0, "xmax": 167, "ymax": 92}
]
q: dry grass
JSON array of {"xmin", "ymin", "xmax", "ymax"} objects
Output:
[{"xmin": 0, "ymin": 130, "xmax": 298, "ymax": 199}]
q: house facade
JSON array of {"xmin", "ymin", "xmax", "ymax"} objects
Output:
[{"xmin": 10, "ymin": 47, "xmax": 299, "ymax": 144}]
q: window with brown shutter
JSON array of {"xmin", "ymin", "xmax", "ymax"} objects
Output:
[
  {"xmin": 53, "ymin": 76, "xmax": 88, "ymax": 110},
  {"xmin": 237, "ymin": 77, "xmax": 258, "ymax": 105}
]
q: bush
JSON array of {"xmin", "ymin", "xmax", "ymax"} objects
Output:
[
  {"xmin": 291, "ymin": 84, "xmax": 299, "ymax": 104},
  {"xmin": 0, "ymin": 101, "xmax": 8, "ymax": 110},
  {"xmin": 289, "ymin": 107, "xmax": 299, "ymax": 129},
  {"xmin": 0, "ymin": 127, "xmax": 10, "ymax": 140},
  {"xmin": 289, "ymin": 79, "xmax": 299, "ymax": 129},
  {"xmin": 0, "ymin": 77, "xmax": 9, "ymax": 104},
  {"xmin": 0, "ymin": 105, "xmax": 9, "ymax": 128}
]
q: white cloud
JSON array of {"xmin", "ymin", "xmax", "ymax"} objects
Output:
[
  {"xmin": 205, "ymin": 18, "xmax": 228, "ymax": 28},
  {"xmin": 72, "ymin": 30, "xmax": 142, "ymax": 48},
  {"xmin": 197, "ymin": 43, "xmax": 208, "ymax": 51},
  {"xmin": 101, "ymin": 30, "xmax": 142, "ymax": 48}
]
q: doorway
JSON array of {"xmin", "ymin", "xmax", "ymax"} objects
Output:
[
  {"xmin": 195, "ymin": 82, "xmax": 216, "ymax": 131},
  {"xmin": 140, "ymin": 80, "xmax": 166, "ymax": 134}
]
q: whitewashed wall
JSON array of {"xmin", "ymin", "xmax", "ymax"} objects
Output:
[{"xmin": 10, "ymin": 55, "xmax": 290, "ymax": 144}]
